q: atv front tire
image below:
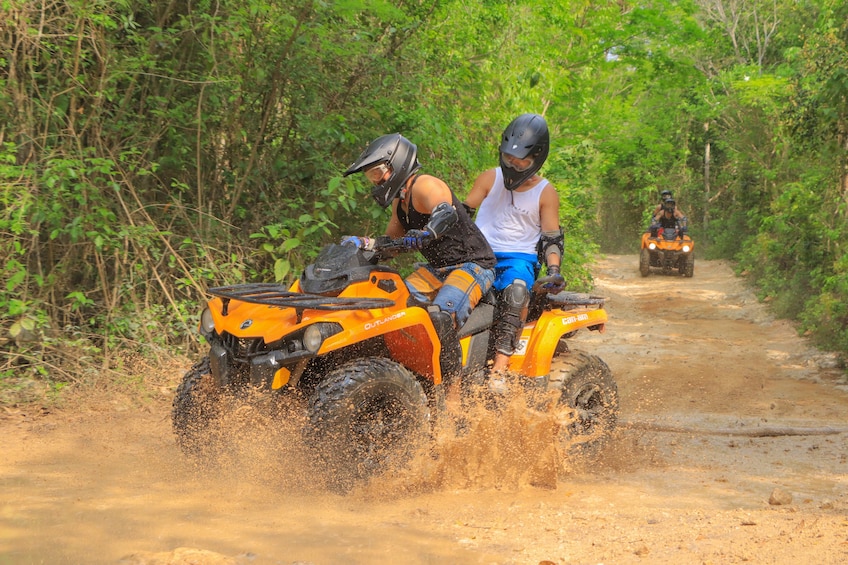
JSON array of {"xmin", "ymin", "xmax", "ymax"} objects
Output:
[
  {"xmin": 639, "ymin": 249, "xmax": 651, "ymax": 277},
  {"xmin": 307, "ymin": 357, "xmax": 430, "ymax": 492},
  {"xmin": 172, "ymin": 357, "xmax": 221, "ymax": 458},
  {"xmin": 683, "ymin": 252, "xmax": 695, "ymax": 277},
  {"xmin": 547, "ymin": 351, "xmax": 619, "ymax": 463}
]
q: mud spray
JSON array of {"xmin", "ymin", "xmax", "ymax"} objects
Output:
[{"xmin": 175, "ymin": 383, "xmax": 622, "ymax": 499}]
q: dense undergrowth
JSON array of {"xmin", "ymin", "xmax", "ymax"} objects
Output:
[{"xmin": 2, "ymin": 0, "xmax": 847, "ymax": 404}]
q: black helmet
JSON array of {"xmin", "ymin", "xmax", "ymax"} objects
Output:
[
  {"xmin": 498, "ymin": 113, "xmax": 549, "ymax": 190},
  {"xmin": 662, "ymin": 198, "xmax": 676, "ymax": 213},
  {"xmin": 343, "ymin": 133, "xmax": 422, "ymax": 207},
  {"xmin": 661, "ymin": 190, "xmax": 673, "ymax": 201}
]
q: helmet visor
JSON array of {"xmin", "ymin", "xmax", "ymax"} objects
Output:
[
  {"xmin": 364, "ymin": 163, "xmax": 391, "ymax": 184},
  {"xmin": 501, "ymin": 152, "xmax": 535, "ymax": 172}
]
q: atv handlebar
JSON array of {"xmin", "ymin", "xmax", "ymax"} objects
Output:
[
  {"xmin": 377, "ymin": 232, "xmax": 432, "ymax": 252},
  {"xmin": 341, "ymin": 233, "xmax": 432, "ymax": 256}
]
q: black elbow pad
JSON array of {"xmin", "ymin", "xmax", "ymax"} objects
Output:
[
  {"xmin": 537, "ymin": 228, "xmax": 564, "ymax": 264},
  {"xmin": 425, "ymin": 202, "xmax": 458, "ymax": 238}
]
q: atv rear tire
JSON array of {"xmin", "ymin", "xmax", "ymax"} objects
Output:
[
  {"xmin": 547, "ymin": 351, "xmax": 618, "ymax": 463},
  {"xmin": 683, "ymin": 252, "xmax": 695, "ymax": 277},
  {"xmin": 172, "ymin": 357, "xmax": 221, "ymax": 458},
  {"xmin": 307, "ymin": 357, "xmax": 430, "ymax": 492},
  {"xmin": 639, "ymin": 249, "xmax": 651, "ymax": 277}
]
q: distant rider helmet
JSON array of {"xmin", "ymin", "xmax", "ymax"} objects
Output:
[
  {"xmin": 499, "ymin": 113, "xmax": 550, "ymax": 191},
  {"xmin": 661, "ymin": 190, "xmax": 673, "ymax": 201},
  {"xmin": 343, "ymin": 133, "xmax": 422, "ymax": 208}
]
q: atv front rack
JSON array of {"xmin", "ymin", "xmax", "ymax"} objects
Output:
[{"xmin": 209, "ymin": 283, "xmax": 395, "ymax": 323}]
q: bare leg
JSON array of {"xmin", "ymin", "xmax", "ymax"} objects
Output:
[{"xmin": 491, "ymin": 351, "xmax": 511, "ymax": 372}]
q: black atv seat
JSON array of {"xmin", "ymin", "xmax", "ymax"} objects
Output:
[{"xmin": 457, "ymin": 300, "xmax": 495, "ymax": 339}]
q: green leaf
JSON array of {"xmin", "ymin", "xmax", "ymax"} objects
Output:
[
  {"xmin": 274, "ymin": 258, "xmax": 291, "ymax": 282},
  {"xmin": 6, "ymin": 269, "xmax": 25, "ymax": 292}
]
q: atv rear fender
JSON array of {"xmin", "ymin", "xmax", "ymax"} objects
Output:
[{"xmin": 509, "ymin": 306, "xmax": 608, "ymax": 377}]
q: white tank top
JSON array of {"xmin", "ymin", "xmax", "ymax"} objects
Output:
[{"xmin": 475, "ymin": 168, "xmax": 548, "ymax": 255}]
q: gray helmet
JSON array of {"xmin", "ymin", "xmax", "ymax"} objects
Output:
[
  {"xmin": 343, "ymin": 133, "xmax": 422, "ymax": 207},
  {"xmin": 498, "ymin": 113, "xmax": 549, "ymax": 190},
  {"xmin": 661, "ymin": 190, "xmax": 673, "ymax": 201}
]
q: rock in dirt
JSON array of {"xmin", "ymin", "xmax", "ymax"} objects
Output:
[{"xmin": 768, "ymin": 488, "xmax": 793, "ymax": 506}]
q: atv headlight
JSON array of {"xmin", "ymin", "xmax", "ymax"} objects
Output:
[
  {"xmin": 682, "ymin": 245, "xmax": 691, "ymax": 253},
  {"xmin": 303, "ymin": 324, "xmax": 324, "ymax": 353},
  {"xmin": 200, "ymin": 307, "xmax": 215, "ymax": 335},
  {"xmin": 648, "ymin": 242, "xmax": 657, "ymax": 250}
]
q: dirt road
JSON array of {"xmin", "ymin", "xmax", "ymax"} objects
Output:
[{"xmin": 2, "ymin": 254, "xmax": 848, "ymax": 565}]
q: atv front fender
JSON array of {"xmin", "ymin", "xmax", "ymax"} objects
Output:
[{"xmin": 317, "ymin": 306, "xmax": 444, "ymax": 384}]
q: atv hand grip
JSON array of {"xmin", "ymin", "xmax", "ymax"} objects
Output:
[
  {"xmin": 532, "ymin": 273, "xmax": 565, "ymax": 295},
  {"xmin": 374, "ymin": 232, "xmax": 431, "ymax": 253}
]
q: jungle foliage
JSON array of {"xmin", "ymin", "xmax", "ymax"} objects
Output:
[{"xmin": 1, "ymin": 0, "xmax": 847, "ymax": 399}]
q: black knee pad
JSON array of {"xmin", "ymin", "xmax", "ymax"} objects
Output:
[
  {"xmin": 429, "ymin": 309, "xmax": 462, "ymax": 384},
  {"xmin": 429, "ymin": 310, "xmax": 454, "ymax": 337},
  {"xmin": 493, "ymin": 281, "xmax": 530, "ymax": 355}
]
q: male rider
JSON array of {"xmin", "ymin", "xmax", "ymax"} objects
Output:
[{"xmin": 464, "ymin": 114, "xmax": 565, "ymax": 381}]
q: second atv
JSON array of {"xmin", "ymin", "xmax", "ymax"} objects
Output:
[
  {"xmin": 640, "ymin": 227, "xmax": 695, "ymax": 277},
  {"xmin": 173, "ymin": 238, "xmax": 618, "ymax": 491}
]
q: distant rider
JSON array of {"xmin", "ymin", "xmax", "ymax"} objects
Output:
[
  {"xmin": 650, "ymin": 198, "xmax": 688, "ymax": 239},
  {"xmin": 652, "ymin": 190, "xmax": 687, "ymax": 223}
]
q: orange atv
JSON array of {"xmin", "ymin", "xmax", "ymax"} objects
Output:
[
  {"xmin": 640, "ymin": 226, "xmax": 695, "ymax": 277},
  {"xmin": 173, "ymin": 238, "xmax": 618, "ymax": 490}
]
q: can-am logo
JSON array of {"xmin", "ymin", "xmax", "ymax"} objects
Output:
[
  {"xmin": 240, "ymin": 319, "xmax": 253, "ymax": 330},
  {"xmin": 562, "ymin": 313, "xmax": 589, "ymax": 325},
  {"xmin": 364, "ymin": 311, "xmax": 406, "ymax": 330}
]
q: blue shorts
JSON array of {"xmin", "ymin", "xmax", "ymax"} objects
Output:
[
  {"xmin": 404, "ymin": 262, "xmax": 495, "ymax": 327},
  {"xmin": 492, "ymin": 252, "xmax": 538, "ymax": 292}
]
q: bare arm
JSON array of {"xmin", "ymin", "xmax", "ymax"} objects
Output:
[
  {"xmin": 385, "ymin": 205, "xmax": 405, "ymax": 238},
  {"xmin": 463, "ymin": 169, "xmax": 496, "ymax": 209},
  {"xmin": 409, "ymin": 174, "xmax": 453, "ymax": 217},
  {"xmin": 539, "ymin": 184, "xmax": 561, "ymax": 268}
]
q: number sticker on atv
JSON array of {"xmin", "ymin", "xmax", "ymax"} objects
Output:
[{"xmin": 515, "ymin": 338, "xmax": 529, "ymax": 355}]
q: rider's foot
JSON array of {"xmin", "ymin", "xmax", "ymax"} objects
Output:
[
  {"xmin": 487, "ymin": 369, "xmax": 520, "ymax": 395},
  {"xmin": 488, "ymin": 373, "xmax": 509, "ymax": 395}
]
